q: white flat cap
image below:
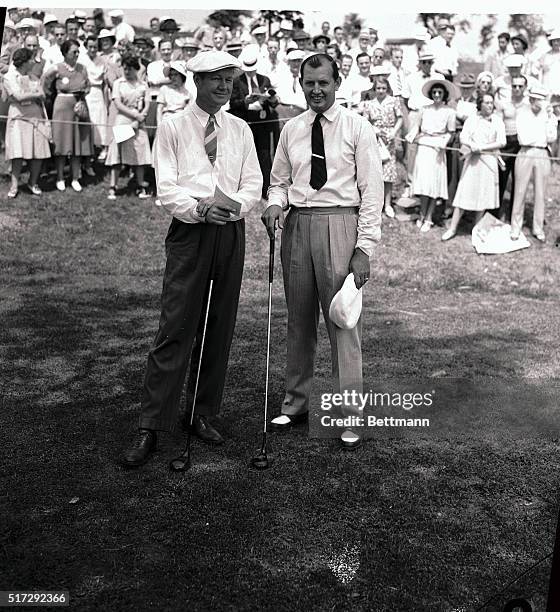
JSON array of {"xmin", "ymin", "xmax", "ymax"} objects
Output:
[
  {"xmin": 186, "ymin": 50, "xmax": 241, "ymax": 73},
  {"xmin": 43, "ymin": 13, "xmax": 58, "ymax": 25},
  {"xmin": 528, "ymin": 84, "xmax": 548, "ymax": 100},
  {"xmin": 163, "ymin": 60, "xmax": 189, "ymax": 79},
  {"xmin": 329, "ymin": 274, "xmax": 363, "ymax": 330},
  {"xmin": 251, "ymin": 25, "xmax": 267, "ymax": 36},
  {"xmin": 15, "ymin": 17, "xmax": 36, "ymax": 29},
  {"xmin": 286, "ymin": 49, "xmax": 305, "ymax": 61},
  {"xmin": 280, "ymin": 19, "xmax": 293, "ymax": 30},
  {"xmin": 503, "ymin": 54, "xmax": 525, "ymax": 68},
  {"xmin": 370, "ymin": 65, "xmax": 391, "ymax": 76},
  {"xmin": 108, "ymin": 9, "xmax": 124, "ymax": 18}
]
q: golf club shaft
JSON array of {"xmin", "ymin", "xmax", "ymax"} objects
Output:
[
  {"xmin": 187, "ymin": 226, "xmax": 222, "ymax": 428},
  {"xmin": 263, "ymin": 236, "xmax": 275, "ymax": 434}
]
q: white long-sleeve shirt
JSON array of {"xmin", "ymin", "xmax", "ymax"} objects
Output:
[
  {"xmin": 516, "ymin": 105, "xmax": 558, "ymax": 147},
  {"xmin": 154, "ymin": 103, "xmax": 263, "ymax": 224},
  {"xmin": 266, "ymin": 102, "xmax": 383, "ymax": 257}
]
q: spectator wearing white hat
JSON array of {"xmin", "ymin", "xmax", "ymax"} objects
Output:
[
  {"xmin": 510, "ymin": 85, "xmax": 558, "ymax": 242},
  {"xmin": 121, "ymin": 50, "xmax": 262, "ymax": 466},
  {"xmin": 275, "ymin": 49, "xmax": 307, "ymax": 120},
  {"xmin": 535, "ymin": 29, "xmax": 560, "ymax": 96},
  {"xmin": 494, "ymin": 54, "xmax": 539, "ymax": 105},
  {"xmin": 277, "ymin": 19, "xmax": 294, "ymax": 56},
  {"xmin": 40, "ymin": 14, "xmax": 58, "ymax": 49},
  {"xmin": 229, "ymin": 46, "xmax": 279, "ymax": 199},
  {"xmin": 156, "ymin": 60, "xmax": 191, "ymax": 124},
  {"xmin": 251, "ymin": 24, "xmax": 269, "ymax": 61},
  {"xmin": 108, "ymin": 9, "xmax": 135, "ymax": 45},
  {"xmin": 494, "ymin": 73, "xmax": 528, "ymax": 222},
  {"xmin": 406, "ymin": 79, "xmax": 457, "ymax": 231},
  {"xmin": 400, "ymin": 50, "xmax": 444, "ymax": 197}
]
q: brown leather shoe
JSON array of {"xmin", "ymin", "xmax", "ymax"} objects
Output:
[
  {"xmin": 189, "ymin": 415, "xmax": 224, "ymax": 445},
  {"xmin": 121, "ymin": 429, "xmax": 157, "ymax": 467}
]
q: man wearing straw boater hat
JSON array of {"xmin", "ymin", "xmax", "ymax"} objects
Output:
[
  {"xmin": 262, "ymin": 53, "xmax": 383, "ymax": 450},
  {"xmin": 229, "ymin": 45, "xmax": 279, "ymax": 200},
  {"xmin": 121, "ymin": 50, "xmax": 262, "ymax": 467},
  {"xmin": 510, "ymin": 84, "xmax": 558, "ymax": 243}
]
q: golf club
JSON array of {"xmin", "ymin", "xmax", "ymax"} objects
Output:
[
  {"xmin": 251, "ymin": 234, "xmax": 275, "ymax": 470},
  {"xmin": 170, "ymin": 226, "xmax": 222, "ymax": 473}
]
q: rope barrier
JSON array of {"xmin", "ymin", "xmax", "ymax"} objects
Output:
[{"xmin": 1, "ymin": 112, "xmax": 559, "ymax": 161}]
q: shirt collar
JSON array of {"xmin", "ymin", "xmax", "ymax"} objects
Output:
[
  {"xmin": 306, "ymin": 101, "xmax": 340, "ymax": 125},
  {"xmin": 192, "ymin": 102, "xmax": 225, "ymax": 128}
]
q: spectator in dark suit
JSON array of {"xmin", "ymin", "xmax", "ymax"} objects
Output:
[{"xmin": 228, "ymin": 46, "xmax": 279, "ymax": 200}]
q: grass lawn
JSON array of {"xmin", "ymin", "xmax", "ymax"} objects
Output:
[{"xmin": 1, "ymin": 160, "xmax": 559, "ymax": 611}]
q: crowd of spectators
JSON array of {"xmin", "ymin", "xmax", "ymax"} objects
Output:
[{"xmin": 1, "ymin": 9, "xmax": 559, "ymax": 242}]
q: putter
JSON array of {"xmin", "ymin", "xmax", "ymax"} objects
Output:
[
  {"xmin": 170, "ymin": 226, "xmax": 222, "ymax": 472},
  {"xmin": 251, "ymin": 234, "xmax": 275, "ymax": 470}
]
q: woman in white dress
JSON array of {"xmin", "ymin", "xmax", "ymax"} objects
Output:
[
  {"xmin": 442, "ymin": 93, "xmax": 506, "ymax": 241},
  {"xmin": 104, "ymin": 54, "xmax": 151, "ymax": 200},
  {"xmin": 3, "ymin": 48, "xmax": 51, "ymax": 198},
  {"xmin": 83, "ymin": 35, "xmax": 109, "ymax": 166},
  {"xmin": 406, "ymin": 79, "xmax": 457, "ymax": 232}
]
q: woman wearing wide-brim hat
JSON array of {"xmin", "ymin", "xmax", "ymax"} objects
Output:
[{"xmin": 405, "ymin": 78, "xmax": 458, "ymax": 231}]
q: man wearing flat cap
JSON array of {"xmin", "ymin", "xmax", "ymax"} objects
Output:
[
  {"xmin": 121, "ymin": 50, "xmax": 263, "ymax": 467},
  {"xmin": 262, "ymin": 53, "xmax": 383, "ymax": 450}
]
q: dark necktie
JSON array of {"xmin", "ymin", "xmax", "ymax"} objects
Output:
[
  {"xmin": 310, "ymin": 113, "xmax": 327, "ymax": 190},
  {"xmin": 205, "ymin": 114, "xmax": 217, "ymax": 165}
]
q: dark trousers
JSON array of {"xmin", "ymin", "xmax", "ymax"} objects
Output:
[
  {"xmin": 251, "ymin": 124, "xmax": 278, "ymax": 200},
  {"xmin": 497, "ymin": 134, "xmax": 520, "ymax": 222},
  {"xmin": 139, "ymin": 219, "xmax": 245, "ymax": 432}
]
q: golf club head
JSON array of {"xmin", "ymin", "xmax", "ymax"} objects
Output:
[
  {"xmin": 250, "ymin": 450, "xmax": 271, "ymax": 470},
  {"xmin": 169, "ymin": 451, "xmax": 191, "ymax": 472}
]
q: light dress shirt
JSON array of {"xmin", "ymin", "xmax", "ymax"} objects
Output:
[
  {"xmin": 348, "ymin": 73, "xmax": 372, "ymax": 107},
  {"xmin": 275, "ymin": 70, "xmax": 307, "ymax": 109},
  {"xmin": 388, "ymin": 66, "xmax": 409, "ymax": 97},
  {"xmin": 259, "ymin": 56, "xmax": 290, "ymax": 90},
  {"xmin": 42, "ymin": 44, "xmax": 63, "ymax": 69},
  {"xmin": 427, "ymin": 35, "xmax": 458, "ymax": 77},
  {"xmin": 154, "ymin": 103, "xmax": 263, "ymax": 224},
  {"xmin": 516, "ymin": 105, "xmax": 558, "ymax": 147},
  {"xmin": 266, "ymin": 102, "xmax": 383, "ymax": 257},
  {"xmin": 147, "ymin": 60, "xmax": 171, "ymax": 98}
]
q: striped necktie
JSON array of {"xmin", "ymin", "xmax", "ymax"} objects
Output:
[{"xmin": 205, "ymin": 114, "xmax": 217, "ymax": 165}]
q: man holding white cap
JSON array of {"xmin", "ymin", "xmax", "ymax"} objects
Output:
[
  {"xmin": 262, "ymin": 53, "xmax": 383, "ymax": 450},
  {"xmin": 510, "ymin": 85, "xmax": 558, "ymax": 242},
  {"xmin": 121, "ymin": 50, "xmax": 262, "ymax": 467},
  {"xmin": 109, "ymin": 9, "xmax": 135, "ymax": 45}
]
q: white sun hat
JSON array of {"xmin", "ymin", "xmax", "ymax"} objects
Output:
[{"xmin": 329, "ymin": 273, "xmax": 363, "ymax": 330}]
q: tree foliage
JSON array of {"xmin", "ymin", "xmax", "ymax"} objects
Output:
[
  {"xmin": 508, "ymin": 13, "xmax": 545, "ymax": 48},
  {"xmin": 207, "ymin": 10, "xmax": 253, "ymax": 32}
]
